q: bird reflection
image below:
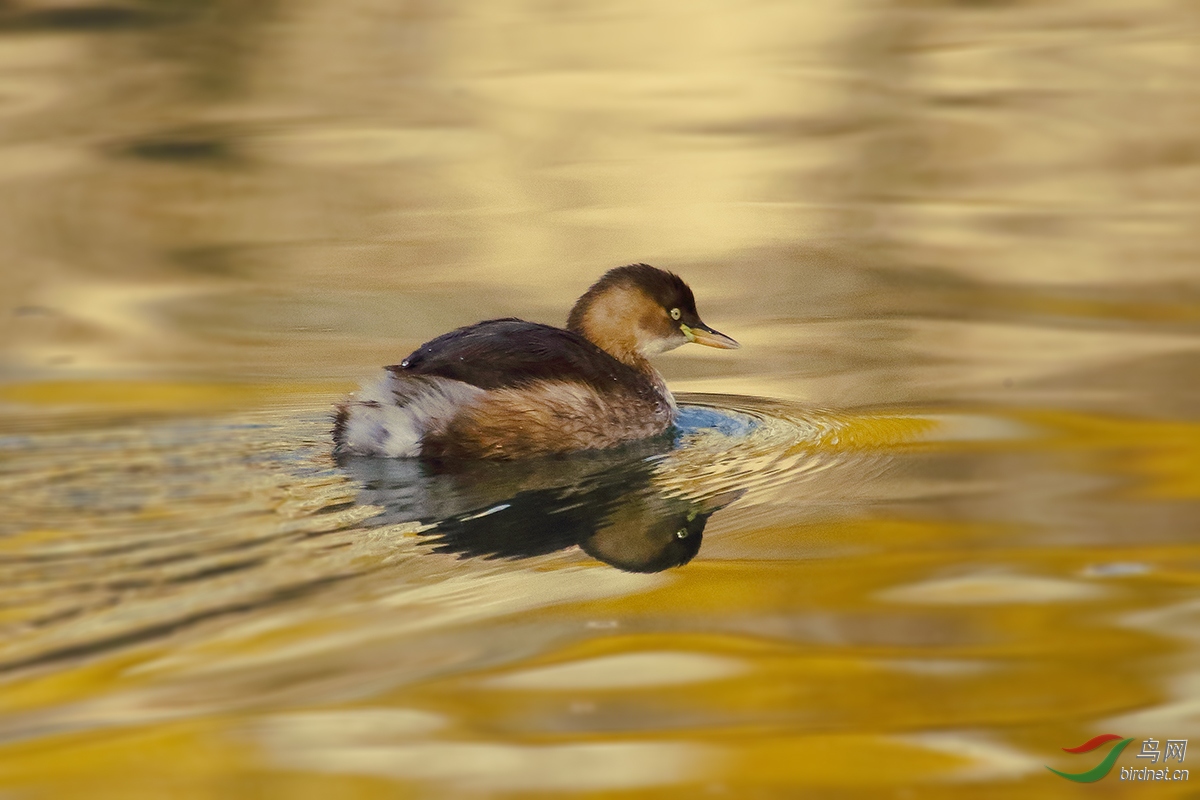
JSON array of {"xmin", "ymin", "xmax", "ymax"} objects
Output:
[{"xmin": 337, "ymin": 441, "xmax": 740, "ymax": 573}]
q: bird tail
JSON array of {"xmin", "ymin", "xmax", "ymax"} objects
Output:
[{"xmin": 332, "ymin": 373, "xmax": 484, "ymax": 458}]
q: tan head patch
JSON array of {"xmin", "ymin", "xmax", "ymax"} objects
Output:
[{"xmin": 574, "ymin": 284, "xmax": 685, "ymax": 363}]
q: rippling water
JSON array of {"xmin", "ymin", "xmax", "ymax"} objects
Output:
[{"xmin": 2, "ymin": 1, "xmax": 1199, "ymax": 797}]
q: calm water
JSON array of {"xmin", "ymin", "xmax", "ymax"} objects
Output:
[{"xmin": 2, "ymin": 1, "xmax": 1199, "ymax": 797}]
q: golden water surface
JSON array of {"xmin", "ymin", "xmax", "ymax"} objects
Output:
[{"xmin": 2, "ymin": 1, "xmax": 1199, "ymax": 797}]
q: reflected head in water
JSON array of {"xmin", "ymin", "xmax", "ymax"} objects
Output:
[
  {"xmin": 574, "ymin": 488, "xmax": 741, "ymax": 573},
  {"xmin": 338, "ymin": 440, "xmax": 742, "ymax": 573}
]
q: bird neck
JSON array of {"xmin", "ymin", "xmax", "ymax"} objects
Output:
[{"xmin": 567, "ymin": 288, "xmax": 652, "ymax": 372}]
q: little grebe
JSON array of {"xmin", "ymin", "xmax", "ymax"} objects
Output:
[{"xmin": 333, "ymin": 264, "xmax": 738, "ymax": 460}]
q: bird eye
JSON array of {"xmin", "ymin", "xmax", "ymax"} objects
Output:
[
  {"xmin": 675, "ymin": 528, "xmax": 688, "ymax": 539},
  {"xmin": 669, "ymin": 308, "xmax": 681, "ymax": 321}
]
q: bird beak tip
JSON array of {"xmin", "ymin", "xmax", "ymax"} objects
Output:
[{"xmin": 684, "ymin": 324, "xmax": 740, "ymax": 350}]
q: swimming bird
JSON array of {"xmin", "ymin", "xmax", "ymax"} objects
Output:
[{"xmin": 333, "ymin": 264, "xmax": 738, "ymax": 460}]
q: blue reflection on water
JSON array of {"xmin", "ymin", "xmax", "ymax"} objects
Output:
[{"xmin": 675, "ymin": 405, "xmax": 757, "ymax": 439}]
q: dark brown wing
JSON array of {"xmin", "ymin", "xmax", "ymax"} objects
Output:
[{"xmin": 388, "ymin": 318, "xmax": 645, "ymax": 394}]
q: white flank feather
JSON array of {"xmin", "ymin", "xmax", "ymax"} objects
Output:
[{"xmin": 335, "ymin": 374, "xmax": 485, "ymax": 458}]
